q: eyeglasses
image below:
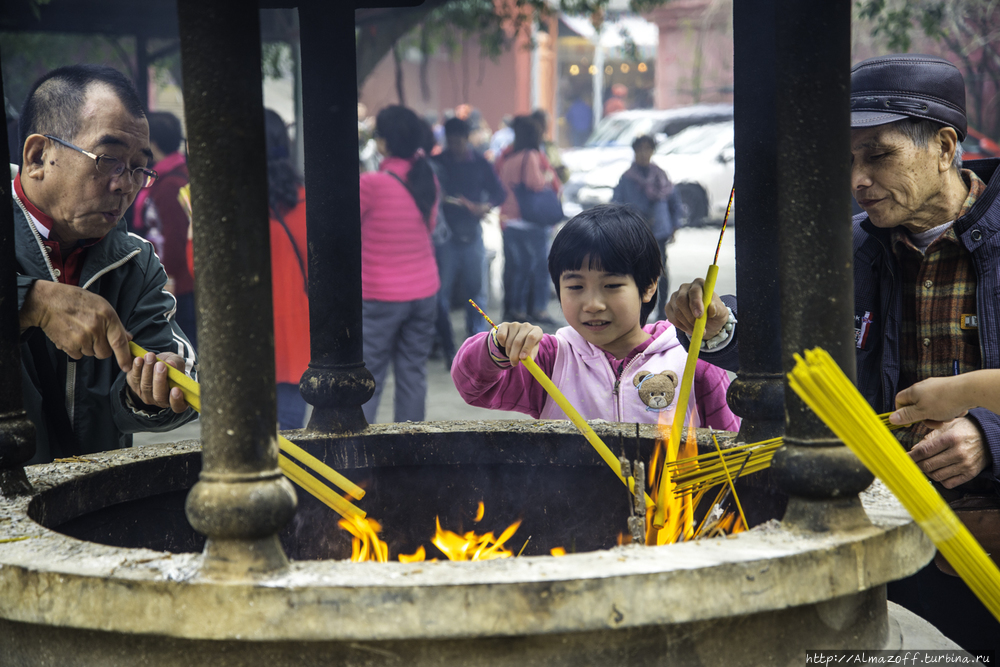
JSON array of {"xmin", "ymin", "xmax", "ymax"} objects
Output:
[{"xmin": 44, "ymin": 135, "xmax": 158, "ymax": 189}]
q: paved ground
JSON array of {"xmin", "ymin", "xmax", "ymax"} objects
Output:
[{"xmin": 136, "ymin": 224, "xmax": 736, "ymax": 444}]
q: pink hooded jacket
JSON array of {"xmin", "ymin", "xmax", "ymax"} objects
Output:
[{"xmin": 452, "ymin": 320, "xmax": 740, "ymax": 430}]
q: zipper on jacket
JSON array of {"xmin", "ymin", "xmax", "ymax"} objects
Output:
[
  {"xmin": 15, "ymin": 195, "xmax": 59, "ymax": 282},
  {"xmin": 65, "ymin": 361, "xmax": 76, "ymax": 431},
  {"xmin": 17, "ymin": 192, "xmax": 143, "ymax": 430},
  {"xmin": 611, "ymin": 354, "xmax": 644, "ymax": 422}
]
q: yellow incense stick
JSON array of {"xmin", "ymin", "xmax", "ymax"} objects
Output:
[
  {"xmin": 710, "ymin": 432, "xmax": 747, "ymax": 530},
  {"xmin": 654, "ymin": 188, "xmax": 734, "ymax": 527},
  {"xmin": 654, "ymin": 263, "xmax": 719, "ymax": 527},
  {"xmin": 278, "ymin": 437, "xmax": 365, "ymax": 500},
  {"xmin": 279, "ymin": 456, "xmax": 365, "ymax": 520},
  {"xmin": 128, "ymin": 341, "xmax": 365, "ymax": 508},
  {"xmin": 469, "ymin": 300, "xmax": 655, "ymax": 508},
  {"xmin": 789, "ymin": 348, "xmax": 1000, "ymax": 622}
]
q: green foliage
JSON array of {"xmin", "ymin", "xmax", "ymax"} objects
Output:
[
  {"xmin": 0, "ymin": 32, "xmax": 136, "ymax": 112},
  {"xmin": 855, "ymin": 0, "xmax": 946, "ymax": 51},
  {"xmin": 411, "ymin": 0, "xmax": 660, "ymax": 66},
  {"xmin": 262, "ymin": 42, "xmax": 293, "ymax": 80},
  {"xmin": 854, "ymin": 0, "xmax": 1000, "ymax": 140}
]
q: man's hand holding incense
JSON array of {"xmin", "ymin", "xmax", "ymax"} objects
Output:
[
  {"xmin": 665, "ymin": 279, "xmax": 729, "ymax": 338},
  {"xmin": 495, "ymin": 321, "xmax": 543, "ymax": 367},
  {"xmin": 909, "ymin": 417, "xmax": 989, "ymax": 489},
  {"xmin": 126, "ymin": 350, "xmax": 190, "ymax": 414}
]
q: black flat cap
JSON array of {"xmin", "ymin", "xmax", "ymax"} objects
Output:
[{"xmin": 851, "ymin": 54, "xmax": 967, "ymax": 140}]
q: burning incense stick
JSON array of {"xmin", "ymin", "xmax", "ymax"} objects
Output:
[
  {"xmin": 129, "ymin": 341, "xmax": 366, "ymax": 512},
  {"xmin": 469, "ymin": 300, "xmax": 654, "ymax": 508},
  {"xmin": 280, "ymin": 456, "xmax": 365, "ymax": 520},
  {"xmin": 653, "ymin": 186, "xmax": 734, "ymax": 528},
  {"xmin": 788, "ymin": 348, "xmax": 1000, "ymax": 622},
  {"xmin": 710, "ymin": 430, "xmax": 747, "ymax": 531}
]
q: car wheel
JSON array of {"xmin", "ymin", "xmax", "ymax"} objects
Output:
[{"xmin": 675, "ymin": 183, "xmax": 709, "ymax": 227}]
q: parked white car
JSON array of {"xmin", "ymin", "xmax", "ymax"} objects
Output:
[{"xmin": 564, "ymin": 121, "xmax": 735, "ymax": 226}]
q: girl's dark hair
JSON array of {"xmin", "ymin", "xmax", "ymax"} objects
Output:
[
  {"xmin": 511, "ymin": 114, "xmax": 541, "ymax": 153},
  {"xmin": 264, "ymin": 108, "xmax": 301, "ymax": 217},
  {"xmin": 376, "ymin": 105, "xmax": 436, "ymax": 223},
  {"xmin": 548, "ymin": 204, "xmax": 663, "ymax": 326}
]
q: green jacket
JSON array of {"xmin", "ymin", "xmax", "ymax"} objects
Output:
[{"xmin": 13, "ymin": 183, "xmax": 198, "ymax": 463}]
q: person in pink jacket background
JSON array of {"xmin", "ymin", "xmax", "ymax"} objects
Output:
[
  {"xmin": 360, "ymin": 106, "xmax": 440, "ymax": 423},
  {"xmin": 451, "ymin": 204, "xmax": 739, "ymax": 430}
]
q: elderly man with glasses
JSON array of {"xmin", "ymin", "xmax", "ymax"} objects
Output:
[{"xmin": 11, "ymin": 65, "xmax": 197, "ymax": 463}]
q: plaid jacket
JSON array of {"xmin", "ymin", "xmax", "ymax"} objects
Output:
[{"xmin": 700, "ymin": 158, "xmax": 1000, "ymax": 484}]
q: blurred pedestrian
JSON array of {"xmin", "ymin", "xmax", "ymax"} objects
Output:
[
  {"xmin": 604, "ymin": 83, "xmax": 628, "ymax": 116},
  {"xmin": 265, "ymin": 109, "xmax": 311, "ymax": 430},
  {"xmin": 566, "ymin": 96, "xmax": 592, "ymax": 147},
  {"xmin": 134, "ymin": 111, "xmax": 196, "ymax": 348},
  {"xmin": 532, "ymin": 108, "xmax": 568, "ymax": 184},
  {"xmin": 432, "ymin": 117, "xmax": 507, "ymax": 367},
  {"xmin": 498, "ymin": 115, "xmax": 561, "ymax": 324},
  {"xmin": 488, "ymin": 115, "xmax": 514, "ymax": 162},
  {"xmin": 360, "ymin": 105, "xmax": 440, "ymax": 423},
  {"xmin": 612, "ymin": 134, "xmax": 679, "ymax": 320}
]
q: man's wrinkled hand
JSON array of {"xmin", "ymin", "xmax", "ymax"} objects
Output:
[
  {"xmin": 126, "ymin": 351, "xmax": 190, "ymax": 413},
  {"xmin": 664, "ymin": 279, "xmax": 729, "ymax": 338},
  {"xmin": 19, "ymin": 280, "xmax": 132, "ymax": 371},
  {"xmin": 908, "ymin": 417, "xmax": 989, "ymax": 489}
]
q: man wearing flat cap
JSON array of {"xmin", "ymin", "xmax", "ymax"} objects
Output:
[
  {"xmin": 665, "ymin": 52, "xmax": 1000, "ymax": 648},
  {"xmin": 668, "ymin": 54, "xmax": 1000, "ymax": 491}
]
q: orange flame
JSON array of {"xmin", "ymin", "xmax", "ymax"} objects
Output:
[
  {"xmin": 432, "ymin": 516, "xmax": 523, "ymax": 561},
  {"xmin": 339, "ymin": 515, "xmax": 389, "ymax": 563},
  {"xmin": 647, "ymin": 411, "xmax": 699, "ymax": 545},
  {"xmin": 398, "ymin": 546, "xmax": 426, "ymax": 563},
  {"xmin": 474, "ymin": 501, "xmax": 485, "ymax": 522},
  {"xmin": 550, "ymin": 547, "xmax": 567, "ymax": 557}
]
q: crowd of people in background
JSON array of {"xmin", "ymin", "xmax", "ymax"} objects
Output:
[
  {"xmin": 353, "ymin": 99, "xmax": 692, "ymax": 422},
  {"xmin": 58, "ymin": 91, "xmax": 675, "ymax": 427},
  {"xmin": 355, "ymin": 103, "xmax": 569, "ymax": 420}
]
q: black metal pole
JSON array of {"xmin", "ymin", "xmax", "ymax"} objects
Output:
[
  {"xmin": 729, "ymin": 0, "xmax": 786, "ymax": 445},
  {"xmin": 135, "ymin": 32, "xmax": 149, "ymax": 113},
  {"xmin": 177, "ymin": 0, "xmax": 296, "ymax": 577},
  {"xmin": 297, "ymin": 2, "xmax": 375, "ymax": 433},
  {"xmin": 0, "ymin": 48, "xmax": 36, "ymax": 497},
  {"xmin": 769, "ymin": 0, "xmax": 873, "ymax": 529}
]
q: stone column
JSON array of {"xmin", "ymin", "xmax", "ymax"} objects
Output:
[
  {"xmin": 728, "ymin": 0, "xmax": 785, "ymax": 445},
  {"xmin": 177, "ymin": 0, "xmax": 296, "ymax": 577},
  {"xmin": 0, "ymin": 49, "xmax": 36, "ymax": 498},
  {"xmin": 768, "ymin": 0, "xmax": 874, "ymax": 530},
  {"xmin": 297, "ymin": 2, "xmax": 375, "ymax": 434}
]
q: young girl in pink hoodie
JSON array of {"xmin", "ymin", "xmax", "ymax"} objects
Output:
[{"xmin": 451, "ymin": 205, "xmax": 739, "ymax": 430}]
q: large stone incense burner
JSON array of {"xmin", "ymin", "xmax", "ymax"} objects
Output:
[
  {"xmin": 0, "ymin": 1, "xmax": 967, "ymax": 664},
  {"xmin": 0, "ymin": 422, "xmax": 936, "ymax": 666}
]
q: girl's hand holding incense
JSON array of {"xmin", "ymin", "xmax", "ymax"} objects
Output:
[
  {"xmin": 494, "ymin": 321, "xmax": 543, "ymax": 367},
  {"xmin": 665, "ymin": 278, "xmax": 729, "ymax": 338}
]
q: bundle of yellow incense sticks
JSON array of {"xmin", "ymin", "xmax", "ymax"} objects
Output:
[
  {"xmin": 666, "ymin": 413, "xmax": 899, "ymax": 497},
  {"xmin": 128, "ymin": 341, "xmax": 365, "ymax": 519},
  {"xmin": 654, "ymin": 186, "xmax": 733, "ymax": 528},
  {"xmin": 788, "ymin": 347, "xmax": 1000, "ymax": 622},
  {"xmin": 468, "ymin": 300, "xmax": 654, "ymax": 508}
]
